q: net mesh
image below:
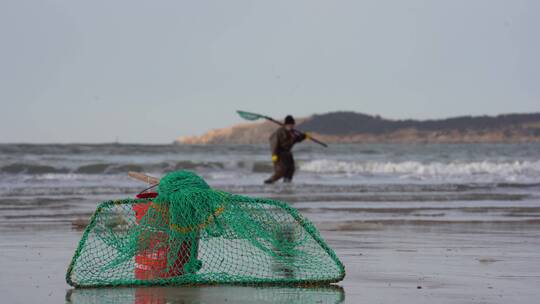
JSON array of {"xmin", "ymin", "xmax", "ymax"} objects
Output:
[
  {"xmin": 236, "ymin": 110, "xmax": 263, "ymax": 121},
  {"xmin": 66, "ymin": 171, "xmax": 345, "ymax": 287}
]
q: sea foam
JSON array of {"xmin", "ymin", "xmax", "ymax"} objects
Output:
[{"xmin": 299, "ymin": 159, "xmax": 540, "ymax": 182}]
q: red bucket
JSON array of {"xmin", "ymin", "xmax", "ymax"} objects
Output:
[{"xmin": 133, "ymin": 192, "xmax": 194, "ymax": 280}]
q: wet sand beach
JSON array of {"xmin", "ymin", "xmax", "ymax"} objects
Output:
[
  {"xmin": 1, "ymin": 219, "xmax": 540, "ymax": 303},
  {"xmin": 2, "ymin": 192, "xmax": 540, "ymax": 303}
]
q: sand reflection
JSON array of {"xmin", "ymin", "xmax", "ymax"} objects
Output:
[{"xmin": 66, "ymin": 285, "xmax": 345, "ymax": 304}]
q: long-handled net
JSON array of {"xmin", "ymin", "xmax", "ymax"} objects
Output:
[{"xmin": 66, "ymin": 170, "xmax": 345, "ymax": 287}]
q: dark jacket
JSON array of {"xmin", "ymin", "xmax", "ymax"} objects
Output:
[{"xmin": 269, "ymin": 127, "xmax": 306, "ymax": 156}]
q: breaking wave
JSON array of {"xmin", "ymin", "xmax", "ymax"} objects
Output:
[
  {"xmin": 0, "ymin": 161, "xmax": 225, "ymax": 175},
  {"xmin": 299, "ymin": 159, "xmax": 540, "ymax": 181},
  {"xmin": 3, "ymin": 159, "xmax": 540, "ymax": 182}
]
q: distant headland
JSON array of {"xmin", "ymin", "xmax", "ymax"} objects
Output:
[{"xmin": 176, "ymin": 112, "xmax": 540, "ymax": 144}]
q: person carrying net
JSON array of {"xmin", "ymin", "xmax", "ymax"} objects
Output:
[{"xmin": 264, "ymin": 115, "xmax": 310, "ymax": 184}]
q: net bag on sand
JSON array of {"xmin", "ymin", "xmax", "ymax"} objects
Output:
[{"xmin": 66, "ymin": 170, "xmax": 345, "ymax": 287}]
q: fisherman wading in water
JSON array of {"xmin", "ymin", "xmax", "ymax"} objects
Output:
[{"xmin": 264, "ymin": 115, "xmax": 310, "ymax": 184}]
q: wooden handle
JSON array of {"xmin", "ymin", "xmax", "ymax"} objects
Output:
[{"xmin": 128, "ymin": 171, "xmax": 160, "ymax": 184}]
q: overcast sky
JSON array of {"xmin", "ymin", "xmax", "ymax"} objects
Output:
[{"xmin": 1, "ymin": 0, "xmax": 539, "ymax": 143}]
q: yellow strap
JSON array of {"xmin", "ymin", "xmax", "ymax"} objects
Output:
[
  {"xmin": 171, "ymin": 205, "xmax": 225, "ymax": 234},
  {"xmin": 144, "ymin": 193, "xmax": 227, "ymax": 234}
]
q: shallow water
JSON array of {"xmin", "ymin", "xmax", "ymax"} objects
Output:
[{"xmin": 1, "ymin": 143, "xmax": 539, "ymax": 303}]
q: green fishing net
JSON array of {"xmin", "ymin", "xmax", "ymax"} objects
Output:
[{"xmin": 66, "ymin": 170, "xmax": 345, "ymax": 287}]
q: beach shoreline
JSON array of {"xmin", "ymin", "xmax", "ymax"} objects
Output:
[{"xmin": 1, "ymin": 219, "xmax": 539, "ymax": 303}]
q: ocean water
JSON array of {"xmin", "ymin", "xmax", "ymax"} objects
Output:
[
  {"xmin": 1, "ymin": 143, "xmax": 540, "ymax": 303},
  {"xmin": 1, "ymin": 143, "xmax": 540, "ymax": 228}
]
